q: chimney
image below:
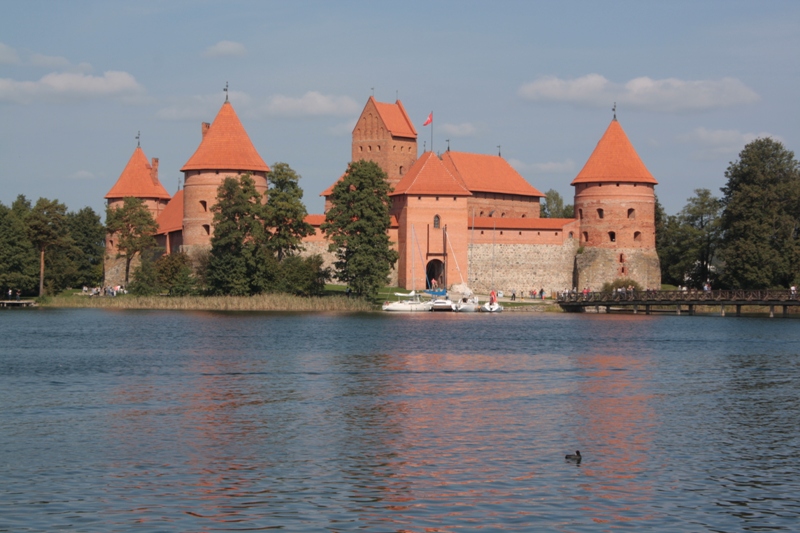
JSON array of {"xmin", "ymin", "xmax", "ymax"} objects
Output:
[
  {"xmin": 201, "ymin": 122, "xmax": 211, "ymax": 138},
  {"xmin": 150, "ymin": 157, "xmax": 159, "ymax": 185}
]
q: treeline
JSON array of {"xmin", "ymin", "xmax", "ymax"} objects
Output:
[
  {"xmin": 0, "ymin": 196, "xmax": 104, "ymax": 296},
  {"xmin": 657, "ymin": 138, "xmax": 800, "ymax": 289}
]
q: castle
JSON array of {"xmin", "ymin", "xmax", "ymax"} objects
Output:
[{"xmin": 104, "ymin": 96, "xmax": 661, "ymax": 294}]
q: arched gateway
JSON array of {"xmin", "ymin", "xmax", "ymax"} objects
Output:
[{"xmin": 426, "ymin": 259, "xmax": 444, "ymax": 289}]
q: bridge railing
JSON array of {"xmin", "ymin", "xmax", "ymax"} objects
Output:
[{"xmin": 557, "ymin": 289, "xmax": 798, "ymax": 304}]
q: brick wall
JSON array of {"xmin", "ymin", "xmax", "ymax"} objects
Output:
[{"xmin": 575, "ymin": 247, "xmax": 661, "ymax": 291}]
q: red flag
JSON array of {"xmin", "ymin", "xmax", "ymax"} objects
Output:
[{"xmin": 423, "ymin": 112, "xmax": 432, "ymax": 126}]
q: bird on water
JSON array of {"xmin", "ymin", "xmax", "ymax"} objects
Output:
[{"xmin": 565, "ymin": 451, "xmax": 581, "ymax": 462}]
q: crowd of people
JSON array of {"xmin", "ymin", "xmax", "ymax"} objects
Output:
[{"xmin": 82, "ymin": 285, "xmax": 126, "ymax": 297}]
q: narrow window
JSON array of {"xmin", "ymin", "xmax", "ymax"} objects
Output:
[
  {"xmin": 521, "ymin": 214, "xmax": 526, "ymax": 218},
  {"xmin": 608, "ymin": 231, "xmax": 616, "ymax": 242},
  {"xmin": 582, "ymin": 231, "xmax": 589, "ymax": 242},
  {"xmin": 619, "ymin": 254, "xmax": 625, "ymax": 263},
  {"xmin": 597, "ymin": 208, "xmax": 604, "ymax": 219},
  {"xmin": 203, "ymin": 224, "xmax": 211, "ymax": 236},
  {"xmin": 579, "ymin": 208, "xmax": 583, "ymax": 220},
  {"xmin": 433, "ymin": 215, "xmax": 440, "ymax": 229},
  {"xmin": 569, "ymin": 232, "xmax": 574, "ymax": 239},
  {"xmin": 200, "ymin": 200, "xmax": 207, "ymax": 212},
  {"xmin": 634, "ymin": 231, "xmax": 642, "ymax": 242},
  {"xmin": 628, "ymin": 208, "xmax": 635, "ymax": 219},
  {"xmin": 399, "ymin": 166, "xmax": 404, "ymax": 175}
]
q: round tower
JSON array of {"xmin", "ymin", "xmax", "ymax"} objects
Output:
[
  {"xmin": 572, "ymin": 118, "xmax": 660, "ymax": 289},
  {"xmin": 180, "ymin": 100, "xmax": 269, "ymax": 254}
]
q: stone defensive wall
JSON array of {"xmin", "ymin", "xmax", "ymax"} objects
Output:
[
  {"xmin": 467, "ymin": 240, "xmax": 580, "ymax": 296},
  {"xmin": 575, "ymin": 246, "xmax": 661, "ymax": 291}
]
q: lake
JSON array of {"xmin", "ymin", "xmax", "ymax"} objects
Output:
[{"xmin": 1, "ymin": 308, "xmax": 799, "ymax": 532}]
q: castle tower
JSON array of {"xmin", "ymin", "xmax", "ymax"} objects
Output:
[
  {"xmin": 180, "ymin": 100, "xmax": 269, "ymax": 253},
  {"xmin": 572, "ymin": 118, "xmax": 661, "ymax": 289},
  {"xmin": 104, "ymin": 144, "xmax": 171, "ymax": 285},
  {"xmin": 352, "ymin": 96, "xmax": 418, "ymax": 190},
  {"xmin": 390, "ymin": 152, "xmax": 472, "ymax": 290}
]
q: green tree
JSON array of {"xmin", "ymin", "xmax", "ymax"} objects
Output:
[
  {"xmin": 128, "ymin": 249, "xmax": 161, "ymax": 296},
  {"xmin": 27, "ymin": 198, "xmax": 71, "ymax": 296},
  {"xmin": 540, "ymin": 189, "xmax": 574, "ymax": 218},
  {"xmin": 276, "ymin": 254, "xmax": 330, "ymax": 296},
  {"xmin": 206, "ymin": 174, "xmax": 274, "ymax": 295},
  {"xmin": 155, "ymin": 252, "xmax": 196, "ymax": 296},
  {"xmin": 66, "ymin": 207, "xmax": 105, "ymax": 287},
  {"xmin": 265, "ymin": 162, "xmax": 314, "ymax": 261},
  {"xmin": 321, "ymin": 160, "xmax": 398, "ymax": 297},
  {"xmin": 718, "ymin": 138, "xmax": 800, "ymax": 288},
  {"xmin": 0, "ymin": 202, "xmax": 38, "ymax": 294},
  {"xmin": 105, "ymin": 197, "xmax": 159, "ymax": 284}
]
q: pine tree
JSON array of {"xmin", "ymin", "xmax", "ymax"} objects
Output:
[
  {"xmin": 321, "ymin": 160, "xmax": 398, "ymax": 297},
  {"xmin": 0, "ymin": 201, "xmax": 38, "ymax": 295},
  {"xmin": 719, "ymin": 138, "xmax": 800, "ymax": 288},
  {"xmin": 27, "ymin": 198, "xmax": 71, "ymax": 296},
  {"xmin": 265, "ymin": 162, "xmax": 314, "ymax": 261}
]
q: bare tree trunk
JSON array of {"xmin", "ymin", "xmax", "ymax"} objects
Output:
[{"xmin": 39, "ymin": 248, "xmax": 45, "ymax": 297}]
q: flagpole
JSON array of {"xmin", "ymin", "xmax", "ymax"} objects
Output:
[{"xmin": 430, "ymin": 110, "xmax": 433, "ymax": 153}]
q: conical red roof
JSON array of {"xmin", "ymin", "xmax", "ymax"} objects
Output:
[
  {"xmin": 571, "ymin": 119, "xmax": 657, "ymax": 185},
  {"xmin": 441, "ymin": 151, "xmax": 545, "ymax": 197},
  {"xmin": 105, "ymin": 146, "xmax": 171, "ymax": 200},
  {"xmin": 155, "ymin": 189, "xmax": 184, "ymax": 235},
  {"xmin": 391, "ymin": 151, "xmax": 471, "ymax": 196},
  {"xmin": 181, "ymin": 101, "xmax": 269, "ymax": 172}
]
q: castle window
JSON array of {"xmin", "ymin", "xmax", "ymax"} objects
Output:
[
  {"xmin": 501, "ymin": 212, "xmax": 506, "ymax": 217},
  {"xmin": 377, "ymin": 145, "xmax": 381, "ymax": 151},
  {"xmin": 400, "ymin": 166, "xmax": 405, "ymax": 175},
  {"xmin": 634, "ymin": 231, "xmax": 642, "ymax": 242},
  {"xmin": 569, "ymin": 232, "xmax": 574, "ymax": 239},
  {"xmin": 579, "ymin": 208, "xmax": 583, "ymax": 220},
  {"xmin": 453, "ymin": 197, "xmax": 457, "ymax": 201},
  {"xmin": 521, "ymin": 214, "xmax": 526, "ymax": 218},
  {"xmin": 500, "ymin": 231, "xmax": 504, "ymax": 235},
  {"xmin": 555, "ymin": 232, "xmax": 558, "ymax": 236},
  {"xmin": 597, "ymin": 208, "xmax": 604, "ymax": 219},
  {"xmin": 616, "ymin": 183, "xmax": 620, "ymax": 187},
  {"xmin": 582, "ymin": 231, "xmax": 588, "ymax": 242},
  {"xmin": 481, "ymin": 230, "xmax": 484, "ymax": 234},
  {"xmin": 203, "ymin": 224, "xmax": 211, "ymax": 236},
  {"xmin": 480, "ymin": 211, "xmax": 484, "ymax": 216},
  {"xmin": 436, "ymin": 196, "xmax": 439, "ymax": 201},
  {"xmin": 621, "ymin": 266, "xmax": 627, "ymax": 275},
  {"xmin": 519, "ymin": 231, "xmax": 522, "ymax": 235},
  {"xmin": 433, "ymin": 215, "xmax": 440, "ymax": 229},
  {"xmin": 359, "ymin": 146, "xmax": 363, "ymax": 152},
  {"xmin": 628, "ymin": 208, "xmax": 635, "ymax": 219},
  {"xmin": 619, "ymin": 254, "xmax": 625, "ymax": 263},
  {"xmin": 608, "ymin": 231, "xmax": 616, "ymax": 242},
  {"xmin": 393, "ymin": 145, "xmax": 396, "ymax": 151},
  {"xmin": 200, "ymin": 200, "xmax": 207, "ymax": 212}
]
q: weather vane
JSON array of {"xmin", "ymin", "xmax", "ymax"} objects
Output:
[
  {"xmin": 612, "ymin": 102, "xmax": 617, "ymax": 120},
  {"xmin": 446, "ymin": 139, "xmax": 450, "ymax": 152},
  {"xmin": 371, "ymin": 87, "xmax": 374, "ymax": 97},
  {"xmin": 497, "ymin": 145, "xmax": 501, "ymax": 157},
  {"xmin": 136, "ymin": 131, "xmax": 140, "ymax": 147},
  {"xmin": 224, "ymin": 81, "xmax": 229, "ymax": 102}
]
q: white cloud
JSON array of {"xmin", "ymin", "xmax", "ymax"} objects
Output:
[
  {"xmin": 440, "ymin": 122, "xmax": 477, "ymax": 137},
  {"xmin": 678, "ymin": 127, "xmax": 779, "ymax": 160},
  {"xmin": 0, "ymin": 70, "xmax": 145, "ymax": 104},
  {"xmin": 328, "ymin": 118, "xmax": 358, "ymax": 136},
  {"xmin": 509, "ymin": 158, "xmax": 576, "ymax": 174},
  {"xmin": 518, "ymin": 74, "xmax": 759, "ymax": 113},
  {"xmin": 202, "ymin": 40, "xmax": 247, "ymax": 58},
  {"xmin": 67, "ymin": 170, "xmax": 95, "ymax": 180},
  {"xmin": 0, "ymin": 42, "xmax": 20, "ymax": 64},
  {"xmin": 156, "ymin": 91, "xmax": 251, "ymax": 121},
  {"xmin": 261, "ymin": 91, "xmax": 360, "ymax": 117}
]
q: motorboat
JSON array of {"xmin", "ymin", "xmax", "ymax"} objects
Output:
[
  {"xmin": 480, "ymin": 301, "xmax": 503, "ymax": 313},
  {"xmin": 382, "ymin": 291, "xmax": 433, "ymax": 312},
  {"xmin": 430, "ymin": 295, "xmax": 456, "ymax": 312},
  {"xmin": 455, "ymin": 295, "xmax": 480, "ymax": 312}
]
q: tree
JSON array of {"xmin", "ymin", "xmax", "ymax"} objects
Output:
[
  {"xmin": 155, "ymin": 252, "xmax": 196, "ymax": 295},
  {"xmin": 66, "ymin": 207, "xmax": 105, "ymax": 287},
  {"xmin": 321, "ymin": 160, "xmax": 398, "ymax": 297},
  {"xmin": 276, "ymin": 254, "xmax": 330, "ymax": 296},
  {"xmin": 718, "ymin": 138, "xmax": 800, "ymax": 288},
  {"xmin": 105, "ymin": 197, "xmax": 159, "ymax": 284},
  {"xmin": 27, "ymin": 198, "xmax": 71, "ymax": 296},
  {"xmin": 206, "ymin": 174, "xmax": 274, "ymax": 295},
  {"xmin": 0, "ymin": 201, "xmax": 38, "ymax": 294},
  {"xmin": 265, "ymin": 162, "xmax": 314, "ymax": 261},
  {"xmin": 540, "ymin": 189, "xmax": 574, "ymax": 218}
]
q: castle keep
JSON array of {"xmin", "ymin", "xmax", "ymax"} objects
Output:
[{"xmin": 104, "ymin": 96, "xmax": 661, "ymax": 293}]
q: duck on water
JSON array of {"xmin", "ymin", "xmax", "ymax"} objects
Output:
[{"xmin": 565, "ymin": 451, "xmax": 581, "ymax": 462}]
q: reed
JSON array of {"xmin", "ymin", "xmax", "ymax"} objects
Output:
[{"xmin": 43, "ymin": 293, "xmax": 375, "ymax": 312}]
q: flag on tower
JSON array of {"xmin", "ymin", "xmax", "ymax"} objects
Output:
[{"xmin": 423, "ymin": 112, "xmax": 433, "ymax": 126}]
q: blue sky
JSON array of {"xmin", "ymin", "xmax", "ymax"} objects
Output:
[{"xmin": 1, "ymin": 0, "xmax": 798, "ymax": 216}]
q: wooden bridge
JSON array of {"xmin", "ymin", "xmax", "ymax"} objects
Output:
[
  {"xmin": 0, "ymin": 300, "xmax": 37, "ymax": 308},
  {"xmin": 557, "ymin": 289, "xmax": 800, "ymax": 317}
]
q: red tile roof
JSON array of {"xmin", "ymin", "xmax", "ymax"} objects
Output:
[
  {"xmin": 369, "ymin": 97, "xmax": 417, "ymax": 139},
  {"xmin": 105, "ymin": 146, "xmax": 171, "ymax": 200},
  {"xmin": 441, "ymin": 151, "xmax": 545, "ymax": 197},
  {"xmin": 572, "ymin": 119, "xmax": 657, "ymax": 185},
  {"xmin": 155, "ymin": 189, "xmax": 184, "ymax": 234},
  {"xmin": 472, "ymin": 216, "xmax": 574, "ymax": 230},
  {"xmin": 390, "ymin": 152, "xmax": 472, "ymax": 196},
  {"xmin": 181, "ymin": 101, "xmax": 269, "ymax": 172},
  {"xmin": 305, "ymin": 214, "xmax": 326, "ymax": 226}
]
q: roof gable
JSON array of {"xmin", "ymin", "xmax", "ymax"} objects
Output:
[
  {"xmin": 155, "ymin": 189, "xmax": 184, "ymax": 235},
  {"xmin": 441, "ymin": 151, "xmax": 544, "ymax": 197},
  {"xmin": 105, "ymin": 146, "xmax": 171, "ymax": 200},
  {"xmin": 356, "ymin": 96, "xmax": 417, "ymax": 139},
  {"xmin": 571, "ymin": 119, "xmax": 657, "ymax": 185},
  {"xmin": 181, "ymin": 101, "xmax": 269, "ymax": 172},
  {"xmin": 391, "ymin": 152, "xmax": 471, "ymax": 196}
]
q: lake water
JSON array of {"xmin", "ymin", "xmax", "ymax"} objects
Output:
[{"xmin": 1, "ymin": 308, "xmax": 799, "ymax": 532}]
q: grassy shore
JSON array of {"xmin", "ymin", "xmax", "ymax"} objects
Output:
[{"xmin": 42, "ymin": 292, "xmax": 375, "ymax": 312}]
